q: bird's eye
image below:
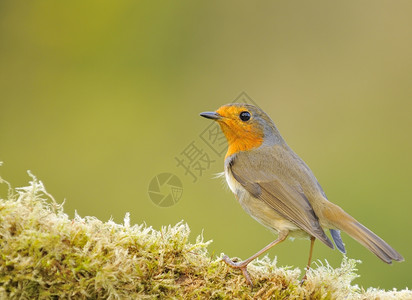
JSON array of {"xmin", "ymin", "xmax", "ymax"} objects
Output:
[{"xmin": 239, "ymin": 111, "xmax": 251, "ymax": 121}]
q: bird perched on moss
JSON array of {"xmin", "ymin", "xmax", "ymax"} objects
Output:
[{"xmin": 200, "ymin": 103, "xmax": 403, "ymax": 286}]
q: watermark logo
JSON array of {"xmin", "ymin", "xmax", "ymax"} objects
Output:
[
  {"xmin": 148, "ymin": 92, "xmax": 259, "ymax": 206},
  {"xmin": 148, "ymin": 173, "xmax": 183, "ymax": 207}
]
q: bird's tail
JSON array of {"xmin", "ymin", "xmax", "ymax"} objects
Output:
[{"xmin": 323, "ymin": 203, "xmax": 404, "ymax": 264}]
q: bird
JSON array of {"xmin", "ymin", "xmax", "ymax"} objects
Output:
[{"xmin": 200, "ymin": 103, "xmax": 403, "ymax": 287}]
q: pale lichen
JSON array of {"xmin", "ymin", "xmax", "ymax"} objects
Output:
[{"xmin": 0, "ymin": 171, "xmax": 410, "ymax": 299}]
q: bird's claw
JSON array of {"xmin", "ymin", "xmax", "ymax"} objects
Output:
[{"xmin": 222, "ymin": 255, "xmax": 253, "ymax": 288}]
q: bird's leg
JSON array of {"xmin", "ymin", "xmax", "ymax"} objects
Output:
[
  {"xmin": 222, "ymin": 231, "xmax": 288, "ymax": 287},
  {"xmin": 300, "ymin": 236, "xmax": 316, "ymax": 284}
]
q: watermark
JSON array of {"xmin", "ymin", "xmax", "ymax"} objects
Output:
[
  {"xmin": 148, "ymin": 92, "xmax": 260, "ymax": 206},
  {"xmin": 175, "ymin": 141, "xmax": 215, "ymax": 182},
  {"xmin": 148, "ymin": 173, "xmax": 183, "ymax": 207}
]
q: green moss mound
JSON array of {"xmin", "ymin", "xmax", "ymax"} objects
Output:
[{"xmin": 0, "ymin": 171, "xmax": 410, "ymax": 299}]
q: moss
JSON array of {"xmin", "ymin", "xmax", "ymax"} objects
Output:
[{"xmin": 0, "ymin": 171, "xmax": 410, "ymax": 299}]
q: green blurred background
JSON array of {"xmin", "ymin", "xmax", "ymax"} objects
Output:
[{"xmin": 1, "ymin": 0, "xmax": 411, "ymax": 289}]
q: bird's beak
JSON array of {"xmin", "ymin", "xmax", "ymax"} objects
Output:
[{"xmin": 199, "ymin": 111, "xmax": 222, "ymax": 120}]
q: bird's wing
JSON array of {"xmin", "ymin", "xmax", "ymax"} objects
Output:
[{"xmin": 229, "ymin": 147, "xmax": 334, "ymax": 249}]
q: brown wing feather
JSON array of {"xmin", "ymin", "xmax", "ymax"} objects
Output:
[{"xmin": 230, "ymin": 149, "xmax": 334, "ymax": 249}]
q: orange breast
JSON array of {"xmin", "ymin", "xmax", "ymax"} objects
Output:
[{"xmin": 218, "ymin": 119, "xmax": 264, "ymax": 158}]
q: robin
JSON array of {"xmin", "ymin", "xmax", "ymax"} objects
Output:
[{"xmin": 200, "ymin": 103, "xmax": 403, "ymax": 286}]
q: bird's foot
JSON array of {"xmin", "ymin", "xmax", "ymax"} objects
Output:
[
  {"xmin": 299, "ymin": 268, "xmax": 309, "ymax": 285},
  {"xmin": 222, "ymin": 255, "xmax": 253, "ymax": 287}
]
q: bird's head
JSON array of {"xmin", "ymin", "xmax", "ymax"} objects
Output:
[{"xmin": 200, "ymin": 103, "xmax": 282, "ymax": 158}]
